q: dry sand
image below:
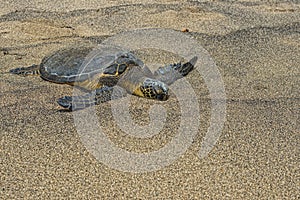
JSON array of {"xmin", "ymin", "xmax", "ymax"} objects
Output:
[{"xmin": 0, "ymin": 0, "xmax": 299, "ymax": 199}]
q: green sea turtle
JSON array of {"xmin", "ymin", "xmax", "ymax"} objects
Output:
[{"xmin": 10, "ymin": 45, "xmax": 197, "ymax": 110}]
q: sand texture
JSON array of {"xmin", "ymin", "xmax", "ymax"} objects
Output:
[{"xmin": 0, "ymin": 0, "xmax": 299, "ymax": 199}]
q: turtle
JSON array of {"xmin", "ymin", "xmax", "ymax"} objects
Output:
[{"xmin": 10, "ymin": 45, "xmax": 197, "ymax": 110}]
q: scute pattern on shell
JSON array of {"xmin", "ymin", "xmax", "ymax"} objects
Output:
[{"xmin": 39, "ymin": 45, "xmax": 142, "ymax": 85}]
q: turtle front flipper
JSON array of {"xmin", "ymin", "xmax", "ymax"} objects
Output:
[
  {"xmin": 57, "ymin": 86, "xmax": 127, "ymax": 110},
  {"xmin": 9, "ymin": 64, "xmax": 40, "ymax": 76},
  {"xmin": 154, "ymin": 56, "xmax": 198, "ymax": 85}
]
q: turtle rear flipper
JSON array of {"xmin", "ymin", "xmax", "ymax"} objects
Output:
[
  {"xmin": 154, "ymin": 56, "xmax": 198, "ymax": 85},
  {"xmin": 57, "ymin": 86, "xmax": 127, "ymax": 110},
  {"xmin": 9, "ymin": 64, "xmax": 40, "ymax": 76}
]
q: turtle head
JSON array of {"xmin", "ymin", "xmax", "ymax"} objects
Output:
[{"xmin": 138, "ymin": 78, "xmax": 169, "ymax": 101}]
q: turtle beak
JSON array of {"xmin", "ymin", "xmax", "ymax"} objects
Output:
[{"xmin": 154, "ymin": 82, "xmax": 169, "ymax": 101}]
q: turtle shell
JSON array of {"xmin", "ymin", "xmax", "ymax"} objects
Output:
[
  {"xmin": 40, "ymin": 46, "xmax": 94, "ymax": 84},
  {"xmin": 39, "ymin": 45, "xmax": 144, "ymax": 90}
]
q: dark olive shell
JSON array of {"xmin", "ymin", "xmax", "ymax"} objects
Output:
[{"xmin": 39, "ymin": 45, "xmax": 144, "ymax": 84}]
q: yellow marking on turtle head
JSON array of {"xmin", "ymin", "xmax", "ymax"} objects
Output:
[{"xmin": 133, "ymin": 87, "xmax": 146, "ymax": 97}]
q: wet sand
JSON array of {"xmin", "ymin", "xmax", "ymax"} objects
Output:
[{"xmin": 0, "ymin": 0, "xmax": 299, "ymax": 199}]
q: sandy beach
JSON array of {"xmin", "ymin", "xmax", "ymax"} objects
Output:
[{"xmin": 0, "ymin": 0, "xmax": 299, "ymax": 199}]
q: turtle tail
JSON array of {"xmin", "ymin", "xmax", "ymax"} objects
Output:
[
  {"xmin": 9, "ymin": 64, "xmax": 40, "ymax": 76},
  {"xmin": 57, "ymin": 86, "xmax": 127, "ymax": 111}
]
